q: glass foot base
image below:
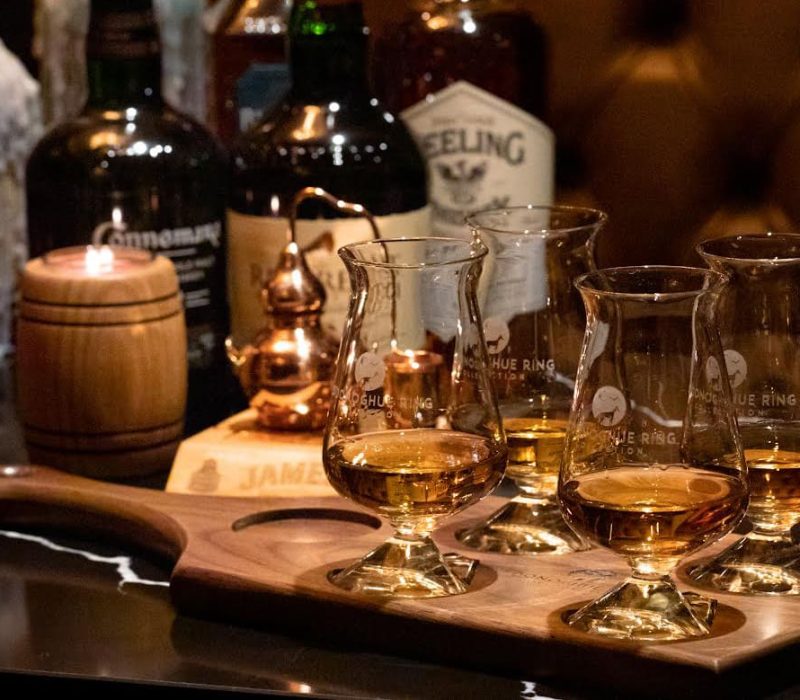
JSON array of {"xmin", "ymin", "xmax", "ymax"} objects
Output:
[
  {"xmin": 567, "ymin": 578, "xmax": 716, "ymax": 641},
  {"xmin": 455, "ymin": 497, "xmax": 590, "ymax": 555},
  {"xmin": 328, "ymin": 535, "xmax": 479, "ymax": 598},
  {"xmin": 688, "ymin": 533, "xmax": 800, "ymax": 595}
]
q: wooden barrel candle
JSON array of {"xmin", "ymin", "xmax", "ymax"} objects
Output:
[{"xmin": 16, "ymin": 245, "xmax": 187, "ymax": 480}]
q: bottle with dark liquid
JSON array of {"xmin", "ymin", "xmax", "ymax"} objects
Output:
[
  {"xmin": 207, "ymin": 0, "xmax": 291, "ymax": 145},
  {"xmin": 227, "ymin": 0, "xmax": 430, "ymax": 344},
  {"xmin": 26, "ymin": 0, "xmax": 232, "ymax": 434},
  {"xmin": 375, "ymin": 0, "xmax": 553, "ymax": 237}
]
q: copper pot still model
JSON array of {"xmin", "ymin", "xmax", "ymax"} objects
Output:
[{"xmin": 226, "ymin": 187, "xmax": 380, "ymax": 431}]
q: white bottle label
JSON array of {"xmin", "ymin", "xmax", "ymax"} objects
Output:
[
  {"xmin": 226, "ymin": 206, "xmax": 431, "ymax": 344},
  {"xmin": 480, "ymin": 234, "xmax": 549, "ymax": 322},
  {"xmin": 402, "ymin": 81, "xmax": 555, "ymax": 238}
]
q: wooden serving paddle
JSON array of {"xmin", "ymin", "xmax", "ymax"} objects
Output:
[{"xmin": 0, "ymin": 464, "xmax": 798, "ymax": 691}]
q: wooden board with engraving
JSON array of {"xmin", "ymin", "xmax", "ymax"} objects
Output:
[
  {"xmin": 166, "ymin": 409, "xmax": 335, "ymax": 498},
  {"xmin": 1, "ymin": 465, "xmax": 798, "ymax": 696}
]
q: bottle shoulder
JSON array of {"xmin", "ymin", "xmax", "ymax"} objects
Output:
[
  {"xmin": 227, "ymin": 97, "xmax": 429, "ymax": 216},
  {"xmin": 28, "ymin": 104, "xmax": 227, "ymax": 174},
  {"xmin": 399, "ymin": 1, "xmax": 538, "ymax": 33},
  {"xmin": 374, "ymin": 6, "xmax": 547, "ymax": 115},
  {"xmin": 230, "ymin": 98, "xmax": 425, "ymax": 174},
  {"xmin": 383, "ymin": 7, "xmax": 545, "ymax": 61}
]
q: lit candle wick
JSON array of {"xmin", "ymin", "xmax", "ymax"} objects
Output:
[{"xmin": 84, "ymin": 244, "xmax": 115, "ymax": 276}]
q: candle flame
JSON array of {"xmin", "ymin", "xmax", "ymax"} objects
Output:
[{"xmin": 84, "ymin": 245, "xmax": 115, "ymax": 275}]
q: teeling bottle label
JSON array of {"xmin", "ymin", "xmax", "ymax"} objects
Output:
[
  {"xmin": 402, "ymin": 81, "xmax": 554, "ymax": 237},
  {"xmin": 226, "ymin": 206, "xmax": 431, "ymax": 344}
]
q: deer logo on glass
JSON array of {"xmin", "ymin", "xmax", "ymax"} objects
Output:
[
  {"xmin": 483, "ymin": 317, "xmax": 510, "ymax": 355},
  {"xmin": 355, "ymin": 352, "xmax": 385, "ymax": 391},
  {"xmin": 706, "ymin": 350, "xmax": 748, "ymax": 391},
  {"xmin": 591, "ymin": 386, "xmax": 627, "ymax": 427}
]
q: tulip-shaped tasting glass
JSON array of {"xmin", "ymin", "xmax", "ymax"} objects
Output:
[
  {"xmin": 689, "ymin": 234, "xmax": 800, "ymax": 594},
  {"xmin": 456, "ymin": 205, "xmax": 606, "ymax": 554},
  {"xmin": 559, "ymin": 267, "xmax": 748, "ymax": 640},
  {"xmin": 323, "ymin": 238, "xmax": 507, "ymax": 597}
]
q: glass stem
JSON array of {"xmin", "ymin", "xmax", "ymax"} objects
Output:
[
  {"xmin": 393, "ymin": 519, "xmax": 436, "ymax": 540},
  {"xmin": 514, "ymin": 492, "xmax": 554, "ymax": 506},
  {"xmin": 629, "ymin": 558, "xmax": 677, "ymax": 581},
  {"xmin": 750, "ymin": 523, "xmax": 793, "ymax": 540}
]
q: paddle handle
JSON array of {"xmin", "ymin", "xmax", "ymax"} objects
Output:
[{"xmin": 0, "ymin": 465, "xmax": 186, "ymax": 562}]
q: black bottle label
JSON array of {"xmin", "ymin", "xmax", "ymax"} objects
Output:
[{"xmin": 108, "ymin": 220, "xmax": 225, "ymax": 369}]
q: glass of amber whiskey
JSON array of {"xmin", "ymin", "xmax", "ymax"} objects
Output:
[
  {"xmin": 559, "ymin": 267, "xmax": 747, "ymax": 641},
  {"xmin": 689, "ymin": 234, "xmax": 800, "ymax": 595},
  {"xmin": 323, "ymin": 238, "xmax": 507, "ymax": 597},
  {"xmin": 456, "ymin": 205, "xmax": 606, "ymax": 555}
]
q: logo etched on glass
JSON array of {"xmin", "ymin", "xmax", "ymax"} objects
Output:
[
  {"xmin": 483, "ymin": 317, "xmax": 510, "ymax": 355},
  {"xmin": 355, "ymin": 352, "xmax": 385, "ymax": 391},
  {"xmin": 592, "ymin": 386, "xmax": 627, "ymax": 427},
  {"xmin": 724, "ymin": 349, "xmax": 748, "ymax": 389},
  {"xmin": 707, "ymin": 350, "xmax": 747, "ymax": 391}
]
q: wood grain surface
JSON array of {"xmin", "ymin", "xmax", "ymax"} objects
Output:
[
  {"xmin": 1, "ymin": 465, "xmax": 798, "ymax": 689},
  {"xmin": 16, "ymin": 255, "xmax": 186, "ymax": 478}
]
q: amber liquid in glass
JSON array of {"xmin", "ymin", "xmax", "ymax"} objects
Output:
[
  {"xmin": 502, "ymin": 416, "xmax": 568, "ymax": 494},
  {"xmin": 325, "ymin": 430, "xmax": 506, "ymax": 520},
  {"xmin": 745, "ymin": 449, "xmax": 800, "ymax": 527},
  {"xmin": 560, "ymin": 465, "xmax": 748, "ymax": 559}
]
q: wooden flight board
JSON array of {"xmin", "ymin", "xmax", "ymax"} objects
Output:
[{"xmin": 1, "ymin": 465, "xmax": 799, "ymax": 696}]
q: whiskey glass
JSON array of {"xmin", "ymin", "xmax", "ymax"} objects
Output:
[
  {"xmin": 689, "ymin": 234, "xmax": 800, "ymax": 594},
  {"xmin": 456, "ymin": 205, "xmax": 606, "ymax": 554},
  {"xmin": 559, "ymin": 267, "xmax": 747, "ymax": 640},
  {"xmin": 324, "ymin": 238, "xmax": 507, "ymax": 597}
]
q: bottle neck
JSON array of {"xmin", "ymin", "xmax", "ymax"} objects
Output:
[
  {"xmin": 85, "ymin": 0, "xmax": 163, "ymax": 108},
  {"xmin": 87, "ymin": 57, "xmax": 162, "ymax": 108},
  {"xmin": 288, "ymin": 1, "xmax": 371, "ymax": 101},
  {"xmin": 412, "ymin": 0, "xmax": 511, "ymax": 11}
]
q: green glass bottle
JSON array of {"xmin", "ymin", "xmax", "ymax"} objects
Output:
[
  {"xmin": 227, "ymin": 0, "xmax": 430, "ymax": 344},
  {"xmin": 26, "ymin": 0, "xmax": 233, "ymax": 434}
]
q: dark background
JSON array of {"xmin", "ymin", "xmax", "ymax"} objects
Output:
[{"xmin": 6, "ymin": 0, "xmax": 800, "ymax": 267}]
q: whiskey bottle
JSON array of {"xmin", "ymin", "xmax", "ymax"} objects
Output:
[
  {"xmin": 375, "ymin": 0, "xmax": 554, "ymax": 237},
  {"xmin": 26, "ymin": 0, "xmax": 232, "ymax": 434},
  {"xmin": 227, "ymin": 0, "xmax": 430, "ymax": 344},
  {"xmin": 207, "ymin": 0, "xmax": 291, "ymax": 145}
]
